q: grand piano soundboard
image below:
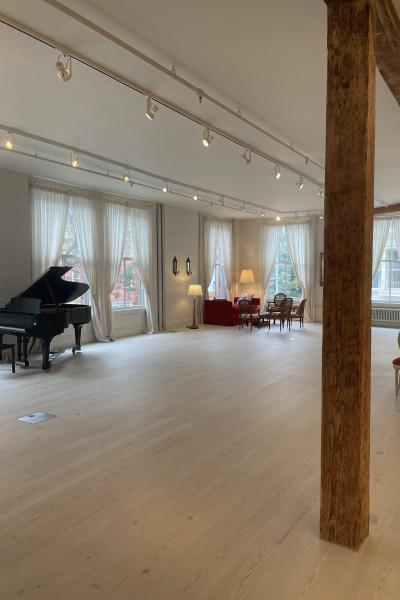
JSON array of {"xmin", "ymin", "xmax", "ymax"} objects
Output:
[{"xmin": 0, "ymin": 266, "xmax": 92, "ymax": 369}]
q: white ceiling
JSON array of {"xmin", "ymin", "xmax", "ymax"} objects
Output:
[{"xmin": 0, "ymin": 0, "xmax": 399, "ymax": 218}]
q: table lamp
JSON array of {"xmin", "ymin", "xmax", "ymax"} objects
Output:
[
  {"xmin": 187, "ymin": 284, "xmax": 203, "ymax": 329},
  {"xmin": 239, "ymin": 269, "xmax": 255, "ymax": 293}
]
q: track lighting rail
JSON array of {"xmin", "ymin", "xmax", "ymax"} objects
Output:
[
  {"xmin": 41, "ymin": 0, "xmax": 323, "ymax": 172},
  {"xmin": 0, "ymin": 11, "xmax": 324, "ymax": 190}
]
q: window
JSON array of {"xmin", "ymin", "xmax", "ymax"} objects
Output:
[
  {"xmin": 372, "ymin": 222, "xmax": 400, "ymax": 303},
  {"xmin": 111, "ymin": 228, "xmax": 143, "ymax": 309},
  {"xmin": 208, "ymin": 253, "xmax": 227, "ymax": 299},
  {"xmin": 59, "ymin": 206, "xmax": 89, "ymax": 305},
  {"xmin": 267, "ymin": 227, "xmax": 302, "ymax": 300}
]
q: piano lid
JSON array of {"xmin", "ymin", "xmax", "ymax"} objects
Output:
[{"xmin": 17, "ymin": 266, "xmax": 89, "ymax": 305}]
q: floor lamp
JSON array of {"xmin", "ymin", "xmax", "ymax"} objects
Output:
[
  {"xmin": 187, "ymin": 284, "xmax": 203, "ymax": 329},
  {"xmin": 239, "ymin": 269, "xmax": 255, "ymax": 294}
]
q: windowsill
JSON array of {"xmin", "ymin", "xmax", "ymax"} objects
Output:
[
  {"xmin": 372, "ymin": 302, "xmax": 400, "ymax": 307},
  {"xmin": 112, "ymin": 307, "xmax": 145, "ymax": 314}
]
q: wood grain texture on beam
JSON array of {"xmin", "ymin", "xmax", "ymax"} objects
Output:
[{"xmin": 321, "ymin": 0, "xmax": 375, "ymax": 550}]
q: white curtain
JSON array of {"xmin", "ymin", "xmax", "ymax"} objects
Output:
[
  {"xmin": 204, "ymin": 219, "xmax": 232, "ymax": 299},
  {"xmin": 128, "ymin": 206, "xmax": 154, "ymax": 333},
  {"xmin": 204, "ymin": 220, "xmax": 220, "ymax": 298},
  {"xmin": 217, "ymin": 221, "xmax": 233, "ymax": 299},
  {"xmin": 372, "ymin": 218, "xmax": 391, "ymax": 280},
  {"xmin": 286, "ymin": 222, "xmax": 312, "ymax": 321},
  {"xmin": 31, "ymin": 187, "xmax": 69, "ymax": 278},
  {"xmin": 72, "ymin": 197, "xmax": 126, "ymax": 342},
  {"xmin": 261, "ymin": 225, "xmax": 281, "ymax": 308}
]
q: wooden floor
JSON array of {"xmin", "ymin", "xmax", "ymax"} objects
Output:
[{"xmin": 1, "ymin": 323, "xmax": 400, "ymax": 599}]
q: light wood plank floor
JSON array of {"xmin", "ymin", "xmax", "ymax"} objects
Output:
[{"xmin": 1, "ymin": 324, "xmax": 400, "ymax": 599}]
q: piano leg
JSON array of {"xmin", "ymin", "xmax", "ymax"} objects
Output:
[
  {"xmin": 0, "ymin": 334, "xmax": 2, "ymax": 360},
  {"xmin": 73, "ymin": 324, "xmax": 83, "ymax": 351},
  {"xmin": 41, "ymin": 338, "xmax": 51, "ymax": 370},
  {"xmin": 22, "ymin": 335, "xmax": 29, "ymax": 367}
]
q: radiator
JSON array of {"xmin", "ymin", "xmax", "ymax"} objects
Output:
[{"xmin": 371, "ymin": 306, "xmax": 400, "ymax": 327}]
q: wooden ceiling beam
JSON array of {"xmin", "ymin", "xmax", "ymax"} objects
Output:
[{"xmin": 374, "ymin": 202, "xmax": 400, "ymax": 214}]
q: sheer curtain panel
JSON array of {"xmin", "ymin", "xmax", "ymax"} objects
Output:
[
  {"xmin": 72, "ymin": 197, "xmax": 126, "ymax": 341},
  {"xmin": 372, "ymin": 218, "xmax": 391, "ymax": 279},
  {"xmin": 204, "ymin": 220, "xmax": 220, "ymax": 298},
  {"xmin": 286, "ymin": 222, "xmax": 313, "ymax": 321},
  {"xmin": 129, "ymin": 206, "xmax": 155, "ymax": 333},
  {"xmin": 261, "ymin": 225, "xmax": 281, "ymax": 308},
  {"xmin": 31, "ymin": 187, "xmax": 69, "ymax": 278},
  {"xmin": 217, "ymin": 221, "xmax": 233, "ymax": 299}
]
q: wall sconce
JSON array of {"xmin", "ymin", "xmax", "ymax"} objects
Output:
[
  {"xmin": 172, "ymin": 256, "xmax": 179, "ymax": 276},
  {"xmin": 186, "ymin": 257, "xmax": 192, "ymax": 276}
]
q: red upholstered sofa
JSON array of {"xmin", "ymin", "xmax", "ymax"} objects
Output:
[{"xmin": 204, "ymin": 298, "xmax": 260, "ymax": 326}]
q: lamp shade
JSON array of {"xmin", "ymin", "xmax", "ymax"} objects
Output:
[
  {"xmin": 188, "ymin": 284, "xmax": 203, "ymax": 296},
  {"xmin": 239, "ymin": 269, "xmax": 255, "ymax": 284}
]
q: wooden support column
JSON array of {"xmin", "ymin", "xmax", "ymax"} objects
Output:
[{"xmin": 321, "ymin": 0, "xmax": 376, "ymax": 550}]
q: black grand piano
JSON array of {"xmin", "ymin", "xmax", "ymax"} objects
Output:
[{"xmin": 0, "ymin": 266, "xmax": 91, "ymax": 369}]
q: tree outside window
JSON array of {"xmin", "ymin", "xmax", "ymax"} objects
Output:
[
  {"xmin": 208, "ymin": 253, "xmax": 227, "ymax": 299},
  {"xmin": 267, "ymin": 227, "xmax": 302, "ymax": 300}
]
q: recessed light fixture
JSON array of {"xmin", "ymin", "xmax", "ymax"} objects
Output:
[
  {"xmin": 145, "ymin": 96, "xmax": 158, "ymax": 120},
  {"xmin": 162, "ymin": 182, "xmax": 168, "ymax": 193},
  {"xmin": 4, "ymin": 132, "xmax": 14, "ymax": 150},
  {"xmin": 56, "ymin": 52, "xmax": 72, "ymax": 82},
  {"xmin": 202, "ymin": 128, "xmax": 213, "ymax": 147},
  {"xmin": 275, "ymin": 165, "xmax": 281, "ymax": 180},
  {"xmin": 71, "ymin": 152, "xmax": 79, "ymax": 168}
]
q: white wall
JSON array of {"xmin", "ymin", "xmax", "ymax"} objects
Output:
[
  {"xmin": 163, "ymin": 205, "xmax": 200, "ymax": 330},
  {"xmin": 0, "ymin": 169, "xmax": 31, "ymax": 306},
  {"xmin": 0, "ymin": 167, "xmax": 146, "ymax": 352}
]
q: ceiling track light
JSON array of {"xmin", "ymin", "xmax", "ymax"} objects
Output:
[
  {"xmin": 261, "ymin": 210, "xmax": 265, "ymax": 217},
  {"xmin": 71, "ymin": 151, "xmax": 79, "ymax": 168},
  {"xmin": 4, "ymin": 132, "xmax": 14, "ymax": 150},
  {"xmin": 193, "ymin": 191, "xmax": 198, "ymax": 200},
  {"xmin": 241, "ymin": 148, "xmax": 252, "ymax": 165},
  {"xmin": 275, "ymin": 165, "xmax": 281, "ymax": 180},
  {"xmin": 56, "ymin": 52, "xmax": 72, "ymax": 82},
  {"xmin": 162, "ymin": 182, "xmax": 168, "ymax": 193},
  {"xmin": 123, "ymin": 169, "xmax": 131, "ymax": 183},
  {"xmin": 202, "ymin": 128, "xmax": 213, "ymax": 147},
  {"xmin": 276, "ymin": 215, "xmax": 281, "ymax": 222},
  {"xmin": 318, "ymin": 189, "xmax": 325, "ymax": 197},
  {"xmin": 296, "ymin": 176, "xmax": 304, "ymax": 190},
  {"xmin": 145, "ymin": 96, "xmax": 158, "ymax": 120}
]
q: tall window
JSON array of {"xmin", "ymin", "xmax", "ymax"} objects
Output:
[
  {"xmin": 267, "ymin": 227, "xmax": 302, "ymax": 299},
  {"xmin": 207, "ymin": 253, "xmax": 227, "ymax": 299},
  {"xmin": 372, "ymin": 222, "xmax": 400, "ymax": 303},
  {"xmin": 59, "ymin": 206, "xmax": 89, "ymax": 305},
  {"xmin": 60, "ymin": 209, "xmax": 143, "ymax": 309},
  {"xmin": 111, "ymin": 228, "xmax": 143, "ymax": 309}
]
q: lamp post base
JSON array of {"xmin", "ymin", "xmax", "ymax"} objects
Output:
[{"xmin": 187, "ymin": 324, "xmax": 199, "ymax": 330}]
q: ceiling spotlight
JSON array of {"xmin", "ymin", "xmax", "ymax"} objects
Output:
[
  {"xmin": 56, "ymin": 53, "xmax": 72, "ymax": 82},
  {"xmin": 296, "ymin": 176, "xmax": 304, "ymax": 190},
  {"xmin": 193, "ymin": 191, "xmax": 198, "ymax": 200},
  {"xmin": 123, "ymin": 169, "xmax": 131, "ymax": 183},
  {"xmin": 162, "ymin": 182, "xmax": 168, "ymax": 193},
  {"xmin": 275, "ymin": 165, "xmax": 281, "ymax": 180},
  {"xmin": 241, "ymin": 148, "xmax": 252, "ymax": 165},
  {"xmin": 320, "ymin": 215, "xmax": 324, "ymax": 220},
  {"xmin": 241, "ymin": 204, "xmax": 246, "ymax": 213},
  {"xmin": 71, "ymin": 152, "xmax": 79, "ymax": 168},
  {"xmin": 202, "ymin": 128, "xmax": 213, "ymax": 147},
  {"xmin": 145, "ymin": 97, "xmax": 158, "ymax": 120},
  {"xmin": 4, "ymin": 132, "xmax": 14, "ymax": 150},
  {"xmin": 261, "ymin": 210, "xmax": 265, "ymax": 217},
  {"xmin": 276, "ymin": 215, "xmax": 281, "ymax": 222},
  {"xmin": 318, "ymin": 189, "xmax": 325, "ymax": 197}
]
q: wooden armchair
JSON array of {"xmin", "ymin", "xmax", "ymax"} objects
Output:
[
  {"xmin": 238, "ymin": 299, "xmax": 259, "ymax": 330},
  {"xmin": 277, "ymin": 297, "xmax": 293, "ymax": 331},
  {"xmin": 267, "ymin": 293, "xmax": 287, "ymax": 313},
  {"xmin": 291, "ymin": 299, "xmax": 307, "ymax": 328}
]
